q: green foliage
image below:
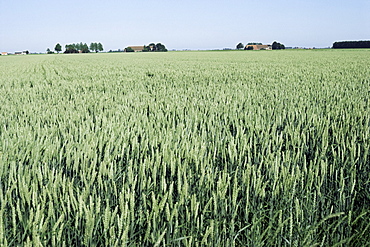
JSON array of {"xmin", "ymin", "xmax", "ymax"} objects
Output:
[
  {"xmin": 272, "ymin": 41, "xmax": 285, "ymax": 50},
  {"xmin": 63, "ymin": 42, "xmax": 103, "ymax": 53},
  {"xmin": 236, "ymin": 43, "xmax": 244, "ymax": 49},
  {"xmin": 333, "ymin": 40, "xmax": 370, "ymax": 49},
  {"xmin": 46, "ymin": 48, "xmax": 54, "ymax": 54},
  {"xmin": 0, "ymin": 50, "xmax": 369, "ymax": 246},
  {"xmin": 143, "ymin": 43, "xmax": 168, "ymax": 52},
  {"xmin": 148, "ymin": 43, "xmax": 156, "ymax": 50},
  {"xmin": 124, "ymin": 47, "xmax": 135, "ymax": 52},
  {"xmin": 64, "ymin": 44, "xmax": 78, "ymax": 53},
  {"xmin": 97, "ymin": 43, "xmax": 103, "ymax": 52},
  {"xmin": 155, "ymin": 43, "xmax": 167, "ymax": 52},
  {"xmin": 82, "ymin": 43, "xmax": 90, "ymax": 53},
  {"xmin": 90, "ymin": 42, "xmax": 104, "ymax": 52},
  {"xmin": 90, "ymin": 42, "xmax": 97, "ymax": 52},
  {"xmin": 54, "ymin": 43, "xmax": 62, "ymax": 53}
]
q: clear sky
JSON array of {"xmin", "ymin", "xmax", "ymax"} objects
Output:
[{"xmin": 0, "ymin": 0, "xmax": 369, "ymax": 52}]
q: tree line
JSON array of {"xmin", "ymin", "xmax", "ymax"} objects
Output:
[
  {"xmin": 143, "ymin": 43, "xmax": 167, "ymax": 52},
  {"xmin": 332, "ymin": 41, "xmax": 370, "ymax": 49},
  {"xmin": 47, "ymin": 42, "xmax": 104, "ymax": 54}
]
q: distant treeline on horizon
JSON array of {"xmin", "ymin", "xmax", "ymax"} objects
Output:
[{"xmin": 332, "ymin": 40, "xmax": 370, "ymax": 49}]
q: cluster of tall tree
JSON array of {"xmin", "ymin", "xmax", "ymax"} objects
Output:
[
  {"xmin": 64, "ymin": 43, "xmax": 89, "ymax": 53},
  {"xmin": 272, "ymin": 41, "xmax": 285, "ymax": 50},
  {"xmin": 90, "ymin": 42, "xmax": 104, "ymax": 53},
  {"xmin": 48, "ymin": 42, "xmax": 103, "ymax": 54},
  {"xmin": 143, "ymin": 43, "xmax": 168, "ymax": 52},
  {"xmin": 64, "ymin": 42, "xmax": 103, "ymax": 53},
  {"xmin": 332, "ymin": 41, "xmax": 370, "ymax": 49}
]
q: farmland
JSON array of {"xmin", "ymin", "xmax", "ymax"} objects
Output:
[{"xmin": 0, "ymin": 50, "xmax": 369, "ymax": 246}]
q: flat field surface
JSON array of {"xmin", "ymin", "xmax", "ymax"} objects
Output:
[{"xmin": 0, "ymin": 50, "xmax": 369, "ymax": 246}]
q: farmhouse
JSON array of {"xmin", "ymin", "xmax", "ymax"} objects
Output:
[
  {"xmin": 125, "ymin": 46, "xmax": 145, "ymax": 52},
  {"xmin": 1, "ymin": 52, "xmax": 8, "ymax": 55},
  {"xmin": 14, "ymin": 51, "xmax": 28, "ymax": 55},
  {"xmin": 245, "ymin": 44, "xmax": 272, "ymax": 50}
]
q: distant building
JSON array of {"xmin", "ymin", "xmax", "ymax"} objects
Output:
[
  {"xmin": 125, "ymin": 46, "xmax": 145, "ymax": 52},
  {"xmin": 14, "ymin": 51, "xmax": 28, "ymax": 55},
  {"xmin": 245, "ymin": 44, "xmax": 272, "ymax": 50},
  {"xmin": 1, "ymin": 52, "xmax": 8, "ymax": 55}
]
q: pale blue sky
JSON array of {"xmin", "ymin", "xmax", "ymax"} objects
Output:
[{"xmin": 0, "ymin": 0, "xmax": 369, "ymax": 52}]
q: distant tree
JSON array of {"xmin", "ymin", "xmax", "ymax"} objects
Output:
[
  {"xmin": 272, "ymin": 41, "xmax": 285, "ymax": 50},
  {"xmin": 244, "ymin": 45, "xmax": 253, "ymax": 50},
  {"xmin": 142, "ymin": 43, "xmax": 167, "ymax": 52},
  {"xmin": 97, "ymin": 43, "xmax": 103, "ymax": 52},
  {"xmin": 124, "ymin": 47, "xmax": 135, "ymax": 52},
  {"xmin": 46, "ymin": 48, "xmax": 54, "ymax": 54},
  {"xmin": 55, "ymin": 43, "xmax": 62, "ymax": 53},
  {"xmin": 155, "ymin": 43, "xmax": 167, "ymax": 52},
  {"xmin": 89, "ymin": 42, "xmax": 103, "ymax": 52},
  {"xmin": 272, "ymin": 41, "xmax": 279, "ymax": 50},
  {"xmin": 332, "ymin": 40, "xmax": 370, "ymax": 49},
  {"xmin": 77, "ymin": 42, "xmax": 83, "ymax": 51},
  {"xmin": 64, "ymin": 42, "xmax": 101, "ymax": 53},
  {"xmin": 90, "ymin": 43, "xmax": 97, "ymax": 52},
  {"xmin": 64, "ymin": 44, "xmax": 78, "ymax": 53},
  {"xmin": 73, "ymin": 43, "xmax": 78, "ymax": 51},
  {"xmin": 148, "ymin": 43, "xmax": 156, "ymax": 51},
  {"xmin": 236, "ymin": 43, "xmax": 244, "ymax": 50},
  {"xmin": 81, "ymin": 43, "xmax": 89, "ymax": 53}
]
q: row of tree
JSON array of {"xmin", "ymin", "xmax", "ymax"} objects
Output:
[
  {"xmin": 47, "ymin": 42, "xmax": 104, "ymax": 54},
  {"xmin": 332, "ymin": 41, "xmax": 370, "ymax": 49}
]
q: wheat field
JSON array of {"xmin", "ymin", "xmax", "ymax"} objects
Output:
[{"xmin": 0, "ymin": 50, "xmax": 369, "ymax": 246}]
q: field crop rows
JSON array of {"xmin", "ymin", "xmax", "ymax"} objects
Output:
[{"xmin": 0, "ymin": 50, "xmax": 369, "ymax": 246}]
